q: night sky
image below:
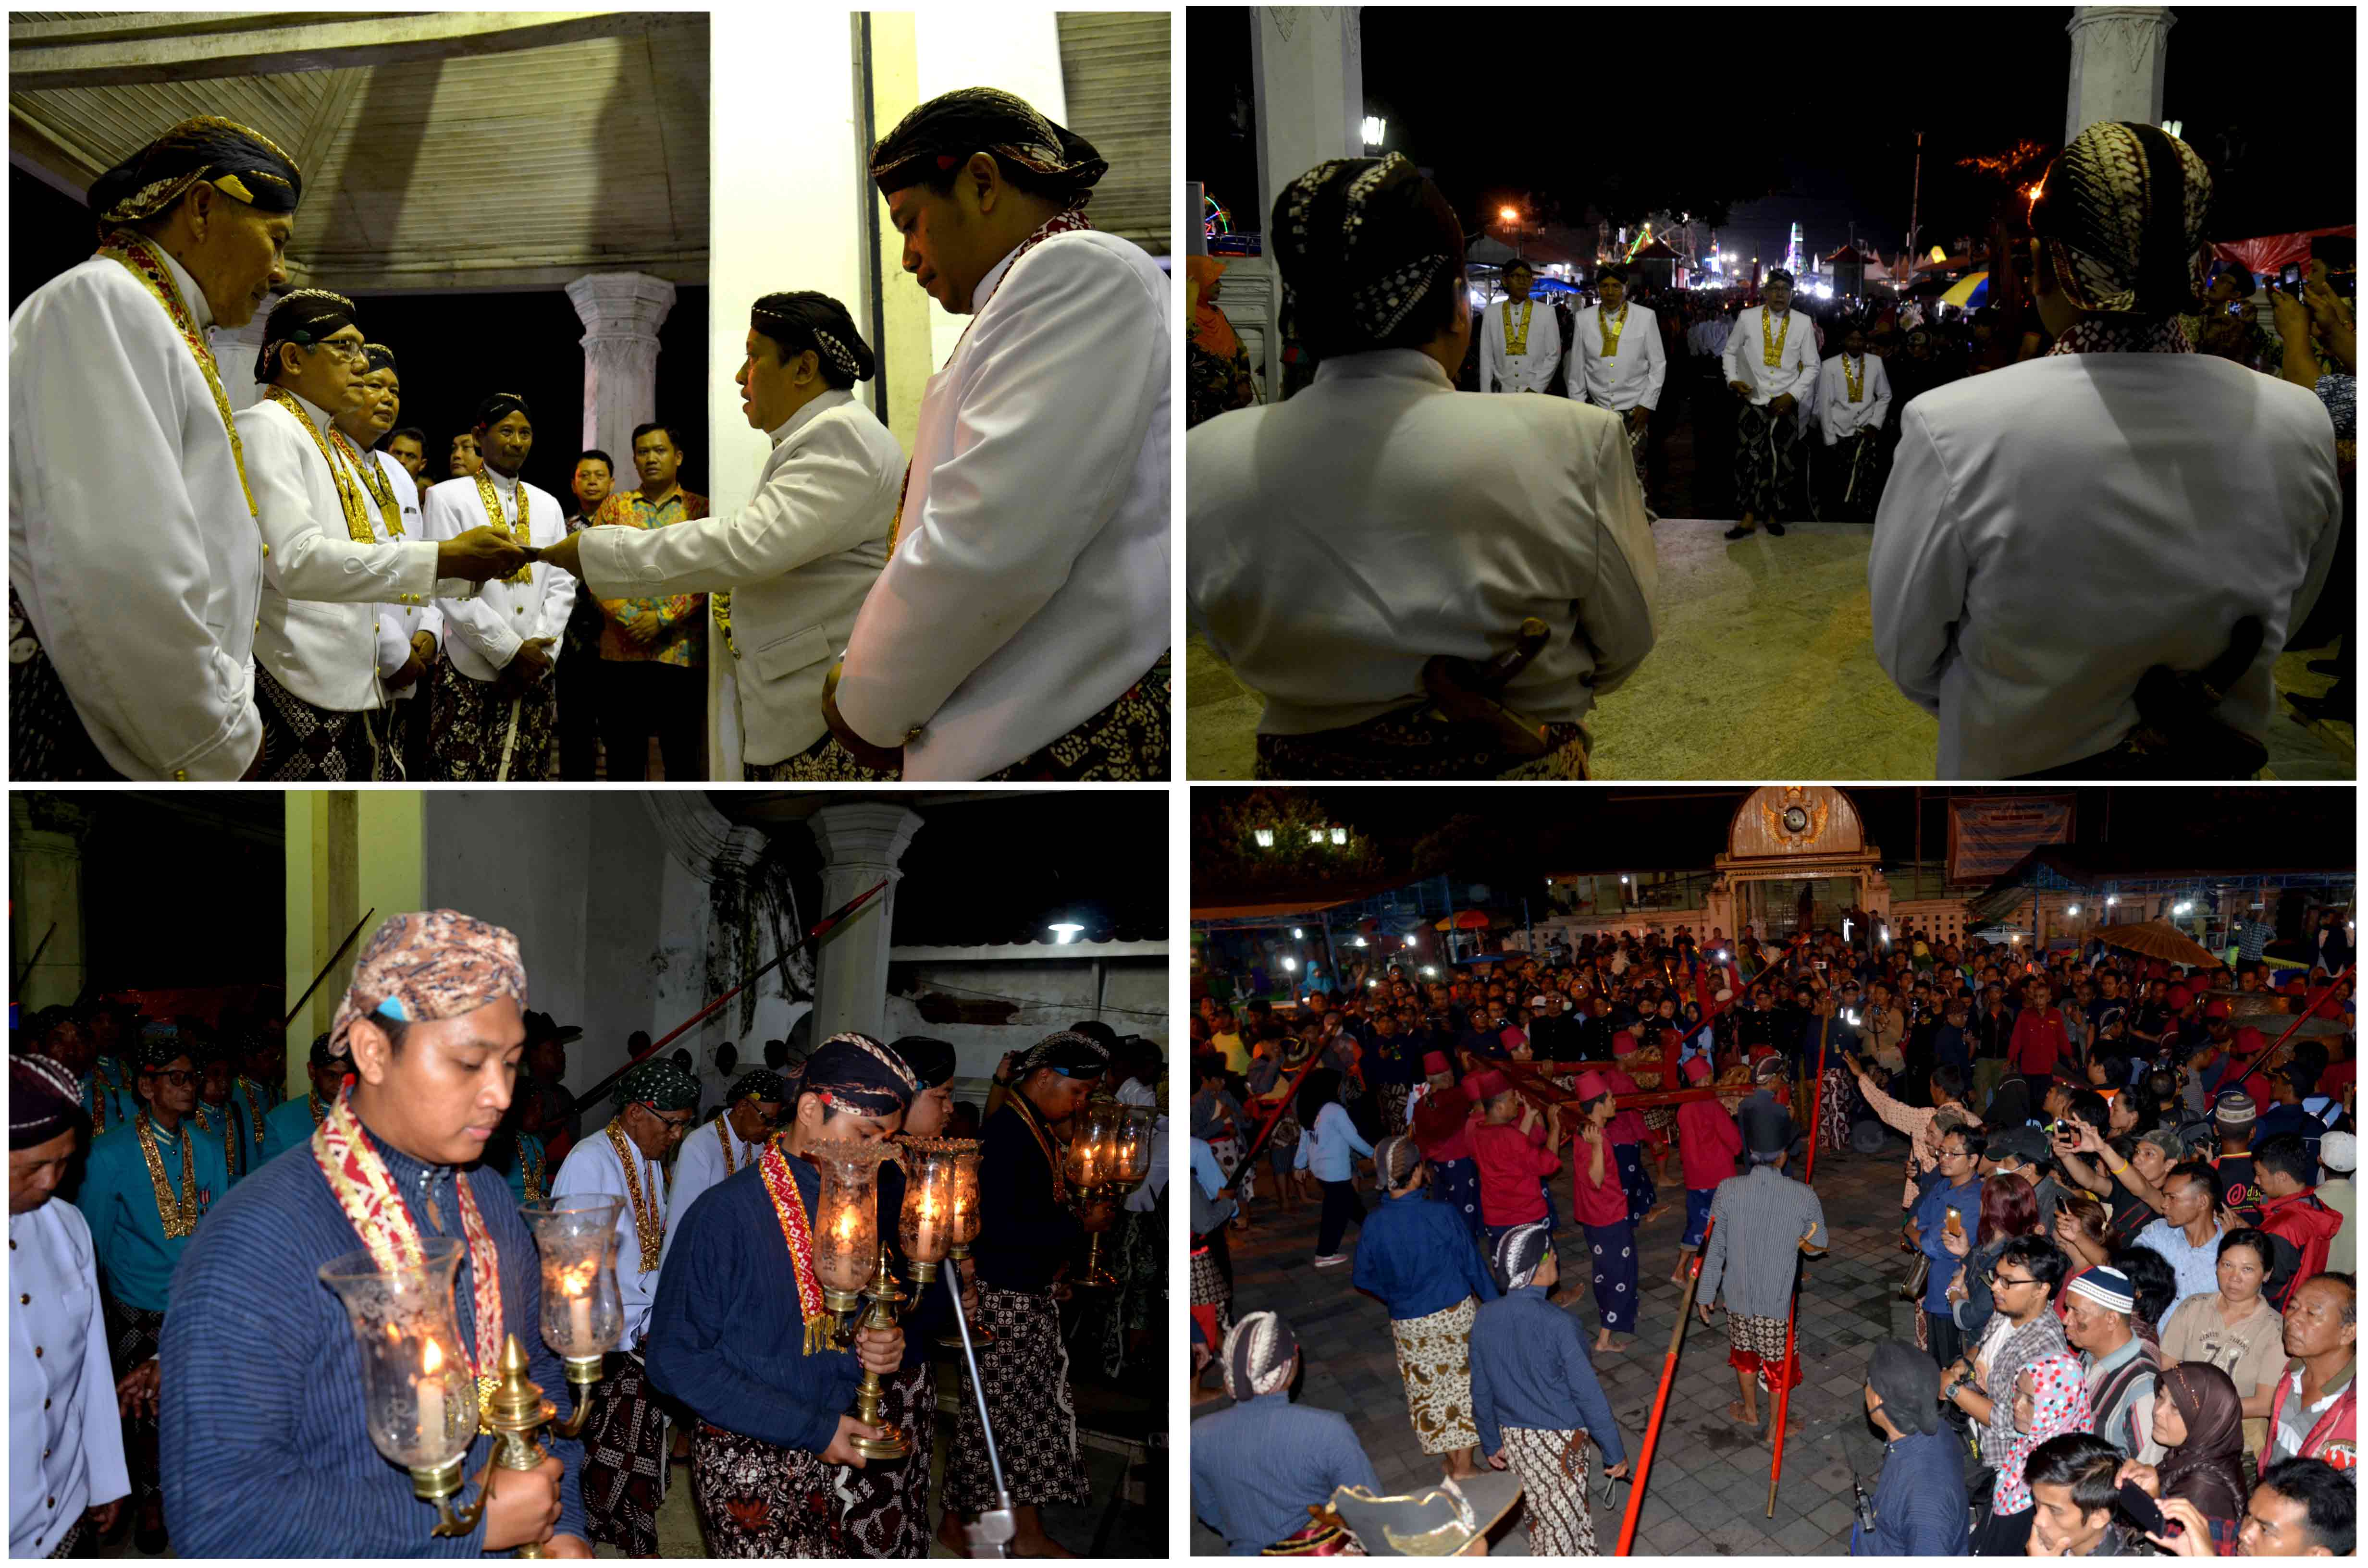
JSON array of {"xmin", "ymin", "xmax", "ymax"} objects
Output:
[{"xmin": 1191, "ymin": 7, "xmax": 2354, "ymax": 267}]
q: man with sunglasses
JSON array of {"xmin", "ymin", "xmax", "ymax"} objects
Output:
[
  {"xmin": 238, "ymin": 292, "xmax": 532, "ymax": 779},
  {"xmin": 78, "ymin": 1023, "xmax": 233, "ymax": 1553},
  {"xmin": 657, "ymin": 1068, "xmax": 782, "ymax": 1272},
  {"xmin": 551, "ymin": 1056, "xmax": 699, "ymax": 1556}
]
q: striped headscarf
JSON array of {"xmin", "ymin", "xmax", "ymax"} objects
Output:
[
  {"xmin": 1994, "ymin": 1351, "xmax": 2094, "ymax": 1514},
  {"xmin": 1221, "ymin": 1310, "xmax": 1299, "ymax": 1400}
]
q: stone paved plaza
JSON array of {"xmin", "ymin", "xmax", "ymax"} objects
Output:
[{"xmin": 1191, "ymin": 1134, "xmax": 1933, "ymax": 1556}]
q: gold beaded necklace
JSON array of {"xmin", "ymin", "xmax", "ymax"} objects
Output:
[
  {"xmin": 1843, "ymin": 355, "xmax": 1865, "ymax": 403},
  {"xmin": 606, "ymin": 1120, "xmax": 666, "ymax": 1273},
  {"xmin": 1599, "ymin": 302, "xmax": 1627, "ymax": 358},
  {"xmin": 473, "ymin": 469, "xmax": 535, "ymax": 586},
  {"xmin": 1761, "ymin": 306, "xmax": 1791, "ymax": 369},
  {"xmin": 261, "ymin": 388, "xmax": 373, "ymax": 543},
  {"xmin": 1503, "ymin": 299, "xmax": 1533, "ymax": 357},
  {"xmin": 95, "ymin": 231, "xmax": 257, "ymax": 521},
  {"xmin": 333, "ymin": 430, "xmax": 404, "ymax": 537},
  {"xmin": 135, "ymin": 1111, "xmax": 202, "ymax": 1239}
]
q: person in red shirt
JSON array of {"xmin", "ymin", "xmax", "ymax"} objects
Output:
[
  {"xmin": 1411, "ymin": 1058, "xmax": 1484, "ymax": 1243},
  {"xmin": 1604, "ymin": 1033, "xmax": 1658, "ymax": 1225},
  {"xmin": 1467, "ymin": 1070, "xmax": 1561, "ymax": 1248},
  {"xmin": 2010, "ymin": 980, "xmax": 2070, "ymax": 1099},
  {"xmin": 1569, "ymin": 1072, "xmax": 1636, "ymax": 1354},
  {"xmin": 1674, "ymin": 1056, "xmax": 1745, "ymax": 1284}
]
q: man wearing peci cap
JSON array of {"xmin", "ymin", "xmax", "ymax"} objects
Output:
[
  {"xmin": 819, "ymin": 88, "xmax": 1171, "ymax": 782},
  {"xmin": 158, "ymin": 910, "xmax": 587, "ymax": 1556},
  {"xmin": 551, "ymin": 1056, "xmax": 699, "ymax": 1555},
  {"xmin": 421, "ymin": 393, "xmax": 579, "ymax": 781},
  {"xmin": 11, "ymin": 1055, "xmax": 131, "ymax": 1557},
  {"xmin": 939, "ymin": 1030, "xmax": 1115, "ymax": 1556},
  {"xmin": 646, "ymin": 1032, "xmax": 918, "ymax": 1556},
  {"xmin": 1673, "ymin": 1054, "xmax": 1745, "ymax": 1285},
  {"xmin": 332, "ymin": 342, "xmax": 443, "ymax": 779},
  {"xmin": 2062, "ymin": 1265, "xmax": 2163, "ymax": 1464},
  {"xmin": 2213, "ymin": 1090, "xmax": 2266, "ymax": 1224}
]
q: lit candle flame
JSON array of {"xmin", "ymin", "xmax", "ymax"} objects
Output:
[{"xmin": 421, "ymin": 1338, "xmax": 444, "ymax": 1374}]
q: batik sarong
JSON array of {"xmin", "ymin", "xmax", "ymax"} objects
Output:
[
  {"xmin": 691, "ymin": 1420, "xmax": 838, "ymax": 1557},
  {"xmin": 1726, "ymin": 1309, "xmax": 1801, "ymax": 1391},
  {"xmin": 427, "ymin": 657, "xmax": 556, "ymax": 781},
  {"xmin": 836, "ymin": 1360, "xmax": 935, "ymax": 1557},
  {"xmin": 580, "ymin": 1347, "xmax": 667, "ymax": 1556},
  {"xmin": 1389, "ymin": 1297, "xmax": 1480, "ymax": 1455},
  {"xmin": 1497, "ymin": 1425, "xmax": 1599, "ymax": 1556},
  {"xmin": 1257, "ymin": 712, "xmax": 1589, "ymax": 781},
  {"xmin": 103, "ymin": 1295, "xmax": 165, "ymax": 1519},
  {"xmin": 255, "ymin": 666, "xmax": 378, "ymax": 780},
  {"xmin": 784, "ymin": 661, "xmax": 1169, "ymax": 783},
  {"xmin": 8, "ymin": 588, "xmax": 122, "ymax": 780},
  {"xmin": 942, "ymin": 1286, "xmax": 1091, "ymax": 1511},
  {"xmin": 1734, "ymin": 401, "xmax": 1804, "ymax": 521}
]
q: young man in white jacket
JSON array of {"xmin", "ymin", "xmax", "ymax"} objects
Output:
[{"xmin": 1814, "ymin": 322, "xmax": 1892, "ymax": 522}]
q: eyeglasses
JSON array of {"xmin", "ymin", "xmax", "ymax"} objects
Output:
[
  {"xmin": 149, "ymin": 1069, "xmax": 196, "ymax": 1087},
  {"xmin": 1989, "ymin": 1272, "xmax": 2039, "ymax": 1289},
  {"xmin": 308, "ymin": 337, "xmax": 370, "ymax": 366},
  {"xmin": 640, "ymin": 1105, "xmax": 696, "ymax": 1133}
]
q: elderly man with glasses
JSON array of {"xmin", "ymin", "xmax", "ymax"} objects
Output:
[
  {"xmin": 551, "ymin": 1056, "xmax": 701, "ymax": 1556},
  {"xmin": 657, "ymin": 1068, "xmax": 783, "ymax": 1272}
]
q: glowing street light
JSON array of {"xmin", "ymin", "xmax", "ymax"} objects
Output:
[
  {"xmin": 1360, "ymin": 114, "xmax": 1386, "ymax": 147},
  {"xmin": 2067, "ymin": 906, "xmax": 2081, "ymax": 918},
  {"xmin": 1499, "ymin": 205, "xmax": 1519, "ymax": 224},
  {"xmin": 1048, "ymin": 921, "xmax": 1085, "ymax": 944},
  {"xmin": 1253, "ymin": 828, "xmax": 1274, "ymax": 848},
  {"xmin": 1404, "ymin": 935, "xmax": 1418, "ymax": 949},
  {"xmin": 1292, "ymin": 927, "xmax": 1305, "ymax": 939},
  {"xmin": 1282, "ymin": 956, "xmax": 1299, "ymax": 972}
]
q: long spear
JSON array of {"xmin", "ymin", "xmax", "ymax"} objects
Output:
[
  {"xmin": 1613, "ymin": 1216, "xmax": 1715, "ymax": 1556},
  {"xmin": 15, "ymin": 923, "xmax": 57, "ymax": 994},
  {"xmin": 577, "ymin": 878, "xmax": 888, "ymax": 1107},
  {"xmin": 282, "ymin": 907, "xmax": 376, "ymax": 1029}
]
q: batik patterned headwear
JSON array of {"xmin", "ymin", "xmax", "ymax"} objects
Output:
[
  {"xmin": 86, "ymin": 115, "xmax": 302, "ymax": 234},
  {"xmin": 326, "ymin": 910, "xmax": 527, "ymax": 1058},
  {"xmin": 1017, "ymin": 1029, "xmax": 1110, "ymax": 1079},
  {"xmin": 868, "ymin": 86, "xmax": 1107, "ymax": 209},
  {"xmin": 750, "ymin": 293, "xmax": 876, "ymax": 386},
  {"xmin": 888, "ymin": 1036, "xmax": 958, "ymax": 1090},
  {"xmin": 1375, "ymin": 1133, "xmax": 1421, "ymax": 1189},
  {"xmin": 362, "ymin": 343, "xmax": 397, "ymax": 375},
  {"xmin": 726, "ymin": 1068, "xmax": 786, "ymax": 1105},
  {"xmin": 137, "ymin": 1020, "xmax": 189, "ymax": 1069},
  {"xmin": 475, "ymin": 392, "xmax": 530, "ymax": 429},
  {"xmin": 1221, "ymin": 1310, "xmax": 1299, "ymax": 1400},
  {"xmin": 796, "ymin": 1031, "xmax": 920, "ymax": 1117},
  {"xmin": 1994, "ymin": 1351, "xmax": 2094, "ymax": 1515},
  {"xmin": 253, "ymin": 289, "xmax": 358, "ymax": 383},
  {"xmin": 1270, "ymin": 153, "xmax": 1465, "ymax": 357},
  {"xmin": 2031, "ymin": 121, "xmax": 2212, "ymax": 318},
  {"xmin": 12, "ymin": 1055, "xmax": 86, "ymax": 1149},
  {"xmin": 618, "ymin": 1055, "xmax": 700, "ymax": 1113},
  {"xmin": 1494, "ymin": 1220, "xmax": 1553, "ymax": 1292}
]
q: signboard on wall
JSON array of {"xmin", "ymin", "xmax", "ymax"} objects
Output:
[{"xmin": 1948, "ymin": 796, "xmax": 2076, "ymax": 884}]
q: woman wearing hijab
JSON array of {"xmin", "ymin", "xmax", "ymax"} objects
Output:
[
  {"xmin": 1294, "ymin": 1066, "xmax": 1374, "ymax": 1266},
  {"xmin": 1186, "ymin": 255, "xmax": 1261, "ymax": 428},
  {"xmin": 1351, "ymin": 1135, "xmax": 1499, "ymax": 1479},
  {"xmin": 1975, "ymin": 1348, "xmax": 2096, "ymax": 1554},
  {"xmin": 1870, "ymin": 119, "xmax": 2343, "ymax": 780},
  {"xmin": 2121, "ymin": 1362, "xmax": 2250, "ymax": 1554}
]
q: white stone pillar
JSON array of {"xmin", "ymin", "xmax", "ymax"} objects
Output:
[
  {"xmin": 2066, "ymin": 8, "xmax": 2176, "ymax": 145},
  {"xmin": 806, "ymin": 803, "xmax": 924, "ymax": 1041},
  {"xmin": 209, "ymin": 307, "xmax": 270, "ymax": 411},
  {"xmin": 1247, "ymin": 6, "xmax": 1364, "ymax": 390},
  {"xmin": 565, "ymin": 272, "xmax": 676, "ymax": 466},
  {"xmin": 10, "ymin": 796, "xmax": 89, "ymax": 1013}
]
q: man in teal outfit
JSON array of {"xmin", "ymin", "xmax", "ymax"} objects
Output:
[
  {"xmin": 79, "ymin": 1022, "xmax": 233, "ymax": 1553},
  {"xmin": 258, "ymin": 1033, "xmax": 346, "ymax": 1165},
  {"xmin": 194, "ymin": 1029, "xmax": 266, "ymax": 1186}
]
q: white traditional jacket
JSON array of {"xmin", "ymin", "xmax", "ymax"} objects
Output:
[
  {"xmin": 1478, "ymin": 296, "xmax": 1562, "ymax": 393},
  {"xmin": 1567, "ymin": 302, "xmax": 1667, "ymax": 412},
  {"xmin": 420, "ymin": 467, "xmax": 576, "ymax": 682},
  {"xmin": 366, "ymin": 449, "xmax": 439, "ymax": 706},
  {"xmin": 1721, "ymin": 306, "xmax": 1821, "ymax": 406},
  {"xmin": 833, "ymin": 230, "xmax": 1170, "ymax": 779},
  {"xmin": 580, "ymin": 390, "xmax": 900, "ymax": 765},
  {"xmin": 1815, "ymin": 352, "xmax": 1893, "ymax": 443}
]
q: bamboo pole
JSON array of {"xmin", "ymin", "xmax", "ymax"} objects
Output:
[{"xmin": 1613, "ymin": 1217, "xmax": 1715, "ymax": 1556}]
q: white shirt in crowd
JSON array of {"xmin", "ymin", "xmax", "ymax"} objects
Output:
[
  {"xmin": 1478, "ymin": 296, "xmax": 1562, "ymax": 394},
  {"xmin": 1868, "ymin": 352, "xmax": 2342, "ymax": 777},
  {"xmin": 421, "ymin": 466, "xmax": 577, "ymax": 683},
  {"xmin": 657, "ymin": 1114, "xmax": 770, "ymax": 1272},
  {"xmin": 1721, "ymin": 305, "xmax": 1821, "ymax": 406},
  {"xmin": 579, "ymin": 388, "xmax": 900, "ymax": 766},
  {"xmin": 238, "ymin": 388, "xmax": 446, "ymax": 716},
  {"xmin": 1567, "ymin": 302, "xmax": 1667, "ymax": 413},
  {"xmin": 11, "ymin": 245, "xmax": 263, "ymax": 778},
  {"xmin": 834, "ymin": 230, "xmax": 1170, "ymax": 779},
  {"xmin": 1816, "ymin": 352, "xmax": 1892, "ymax": 443},
  {"xmin": 551, "ymin": 1126, "xmax": 670, "ymax": 1346},
  {"xmin": 1188, "ymin": 348, "xmax": 1659, "ymax": 736},
  {"xmin": 1688, "ymin": 314, "xmax": 1735, "ymax": 358},
  {"xmin": 369, "ymin": 451, "xmax": 439, "ymax": 708},
  {"xmin": 10, "ymin": 1199, "xmax": 128, "ymax": 1557}
]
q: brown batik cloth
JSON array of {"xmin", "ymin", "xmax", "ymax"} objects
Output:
[
  {"xmin": 691, "ymin": 1420, "xmax": 840, "ymax": 1558},
  {"xmin": 426, "ymin": 656, "xmax": 557, "ymax": 781},
  {"xmin": 1390, "ymin": 1296, "xmax": 1480, "ymax": 1455},
  {"xmin": 8, "ymin": 588, "xmax": 123, "ymax": 780},
  {"xmin": 254, "ymin": 666, "xmax": 380, "ymax": 780},
  {"xmin": 1256, "ymin": 713, "xmax": 1590, "ymax": 781},
  {"xmin": 1496, "ymin": 1425, "xmax": 1599, "ymax": 1556},
  {"xmin": 103, "ymin": 1295, "xmax": 166, "ymax": 1518},
  {"xmin": 942, "ymin": 1286, "xmax": 1091, "ymax": 1512},
  {"xmin": 776, "ymin": 659, "xmax": 1171, "ymax": 783},
  {"xmin": 580, "ymin": 1348, "xmax": 667, "ymax": 1557},
  {"xmin": 836, "ymin": 1360, "xmax": 936, "ymax": 1558},
  {"xmin": 1379, "ymin": 1083, "xmax": 1412, "ymax": 1137}
]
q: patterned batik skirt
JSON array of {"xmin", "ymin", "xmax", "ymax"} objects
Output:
[
  {"xmin": 746, "ymin": 732, "xmax": 900, "ymax": 782},
  {"xmin": 1496, "ymin": 1426, "xmax": 1599, "ymax": 1556},
  {"xmin": 943, "ymin": 1286, "xmax": 1092, "ymax": 1512},
  {"xmin": 1189, "ymin": 1235, "xmax": 1233, "ymax": 1349},
  {"xmin": 1389, "ymin": 1297, "xmax": 1480, "ymax": 1455},
  {"xmin": 1379, "ymin": 1083, "xmax": 1413, "ymax": 1137},
  {"xmin": 1734, "ymin": 401, "xmax": 1805, "ymax": 522},
  {"xmin": 1726, "ymin": 1309, "xmax": 1801, "ymax": 1390},
  {"xmin": 580, "ymin": 1348, "xmax": 668, "ymax": 1557},
  {"xmin": 1430, "ymin": 1156, "xmax": 1485, "ymax": 1241},
  {"xmin": 44, "ymin": 1518, "xmax": 92, "ymax": 1557},
  {"xmin": 427, "ymin": 658, "xmax": 557, "ymax": 781},
  {"xmin": 1821, "ymin": 429, "xmax": 1891, "ymax": 523},
  {"xmin": 691, "ymin": 1420, "xmax": 840, "ymax": 1557},
  {"xmin": 8, "ymin": 589, "xmax": 122, "ymax": 780},
  {"xmin": 1817, "ymin": 1066, "xmax": 1857, "ymax": 1155},
  {"xmin": 103, "ymin": 1295, "xmax": 166, "ymax": 1513},
  {"xmin": 835, "ymin": 1360, "xmax": 936, "ymax": 1558},
  {"xmin": 254, "ymin": 666, "xmax": 381, "ymax": 781},
  {"xmin": 778, "ymin": 661, "xmax": 1171, "ymax": 783},
  {"xmin": 1256, "ymin": 712, "xmax": 1590, "ymax": 781}
]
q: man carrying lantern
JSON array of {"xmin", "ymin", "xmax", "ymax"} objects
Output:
[
  {"xmin": 156, "ymin": 909, "xmax": 585, "ymax": 1556},
  {"xmin": 552, "ymin": 1055, "xmax": 699, "ymax": 1556},
  {"xmin": 938, "ymin": 1030, "xmax": 1115, "ymax": 1557},
  {"xmin": 644, "ymin": 1031, "xmax": 917, "ymax": 1556}
]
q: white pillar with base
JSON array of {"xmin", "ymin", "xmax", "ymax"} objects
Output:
[
  {"xmin": 10, "ymin": 796, "xmax": 89, "ymax": 1013},
  {"xmin": 806, "ymin": 803, "xmax": 924, "ymax": 1041},
  {"xmin": 2065, "ymin": 7, "xmax": 2176, "ymax": 145},
  {"xmin": 565, "ymin": 272, "xmax": 677, "ymax": 466},
  {"xmin": 1243, "ymin": 7, "xmax": 1365, "ymax": 392}
]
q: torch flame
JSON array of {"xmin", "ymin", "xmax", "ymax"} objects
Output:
[
  {"xmin": 421, "ymin": 1338, "xmax": 444, "ymax": 1374},
  {"xmin": 2023, "ymin": 169, "xmax": 2048, "ymax": 220}
]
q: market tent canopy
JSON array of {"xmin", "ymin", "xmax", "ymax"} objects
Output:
[
  {"xmin": 1939, "ymin": 271, "xmax": 1990, "ymax": 309},
  {"xmin": 1435, "ymin": 909, "xmax": 1495, "ymax": 931},
  {"xmin": 2210, "ymin": 226, "xmax": 2355, "ymax": 275},
  {"xmin": 2090, "ymin": 919, "xmax": 2219, "ymax": 969}
]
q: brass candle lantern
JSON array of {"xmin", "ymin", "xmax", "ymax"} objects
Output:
[
  {"xmin": 522, "ymin": 1197, "xmax": 627, "ymax": 1393},
  {"xmin": 809, "ymin": 1139, "xmax": 903, "ymax": 1458},
  {"xmin": 1065, "ymin": 1099, "xmax": 1124, "ymax": 1289},
  {"xmin": 933, "ymin": 1139, "xmax": 993, "ymax": 1349},
  {"xmin": 897, "ymin": 1137, "xmax": 966, "ymax": 1286}
]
